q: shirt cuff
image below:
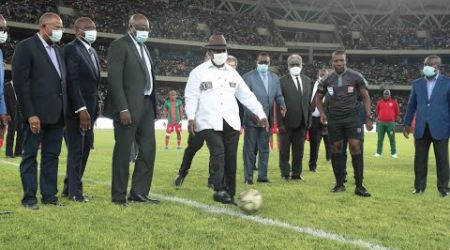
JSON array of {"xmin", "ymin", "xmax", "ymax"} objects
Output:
[
  {"xmin": 120, "ymin": 109, "xmax": 129, "ymax": 113},
  {"xmin": 75, "ymin": 107, "xmax": 87, "ymax": 113}
]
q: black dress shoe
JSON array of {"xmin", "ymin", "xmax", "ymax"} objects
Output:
[
  {"xmin": 412, "ymin": 189, "xmax": 424, "ymax": 194},
  {"xmin": 5, "ymin": 154, "xmax": 15, "ymax": 158},
  {"xmin": 43, "ymin": 200, "xmax": 65, "ymax": 206},
  {"xmin": 439, "ymin": 191, "xmax": 448, "ymax": 198},
  {"xmin": 174, "ymin": 175, "xmax": 185, "ymax": 187},
  {"xmin": 355, "ymin": 186, "xmax": 371, "ymax": 197},
  {"xmin": 213, "ymin": 190, "xmax": 233, "ymax": 204},
  {"xmin": 291, "ymin": 175, "xmax": 305, "ymax": 181},
  {"xmin": 256, "ymin": 178, "xmax": 270, "ymax": 183},
  {"xmin": 244, "ymin": 180, "xmax": 254, "ymax": 185},
  {"xmin": 144, "ymin": 196, "xmax": 160, "ymax": 204},
  {"xmin": 309, "ymin": 169, "xmax": 318, "ymax": 173},
  {"xmin": 128, "ymin": 194, "xmax": 160, "ymax": 204},
  {"xmin": 331, "ymin": 185, "xmax": 346, "ymax": 192},
  {"xmin": 23, "ymin": 203, "xmax": 39, "ymax": 210},
  {"xmin": 281, "ymin": 176, "xmax": 289, "ymax": 181}
]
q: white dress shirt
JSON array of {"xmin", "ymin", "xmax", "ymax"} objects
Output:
[
  {"xmin": 290, "ymin": 74, "xmax": 303, "ymax": 93},
  {"xmin": 311, "ymin": 79, "xmax": 320, "ymax": 117},
  {"xmin": 185, "ymin": 60, "xmax": 266, "ymax": 131},
  {"xmin": 129, "ymin": 33, "xmax": 153, "ymax": 96}
]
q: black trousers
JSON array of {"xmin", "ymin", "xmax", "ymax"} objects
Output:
[
  {"xmin": 20, "ymin": 120, "xmax": 64, "ymax": 205},
  {"xmin": 62, "ymin": 116, "xmax": 94, "ymax": 198},
  {"xmin": 203, "ymin": 120, "xmax": 240, "ymax": 197},
  {"xmin": 178, "ymin": 132, "xmax": 205, "ymax": 177},
  {"xmin": 5, "ymin": 118, "xmax": 23, "ymax": 157},
  {"xmin": 309, "ymin": 117, "xmax": 326, "ymax": 170},
  {"xmin": 111, "ymin": 97, "xmax": 156, "ymax": 203},
  {"xmin": 414, "ymin": 124, "xmax": 449, "ymax": 192},
  {"xmin": 279, "ymin": 126, "xmax": 306, "ymax": 177}
]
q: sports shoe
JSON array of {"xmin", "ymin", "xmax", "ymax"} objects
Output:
[
  {"xmin": 391, "ymin": 154, "xmax": 398, "ymax": 158},
  {"xmin": 373, "ymin": 153, "xmax": 381, "ymax": 157}
]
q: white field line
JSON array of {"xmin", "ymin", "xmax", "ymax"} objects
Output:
[{"xmin": 0, "ymin": 159, "xmax": 393, "ymax": 250}]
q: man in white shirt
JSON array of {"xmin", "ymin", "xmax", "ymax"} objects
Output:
[
  {"xmin": 185, "ymin": 34, "xmax": 268, "ymax": 204},
  {"xmin": 309, "ymin": 68, "xmax": 330, "ymax": 172}
]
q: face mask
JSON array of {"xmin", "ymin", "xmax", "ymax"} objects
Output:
[
  {"xmin": 83, "ymin": 30, "xmax": 97, "ymax": 44},
  {"xmin": 289, "ymin": 66, "xmax": 302, "ymax": 76},
  {"xmin": 212, "ymin": 52, "xmax": 228, "ymax": 66},
  {"xmin": 48, "ymin": 29, "xmax": 63, "ymax": 43},
  {"xmin": 423, "ymin": 65, "xmax": 436, "ymax": 77},
  {"xmin": 0, "ymin": 31, "xmax": 7, "ymax": 43},
  {"xmin": 257, "ymin": 64, "xmax": 269, "ymax": 73},
  {"xmin": 135, "ymin": 30, "xmax": 149, "ymax": 44}
]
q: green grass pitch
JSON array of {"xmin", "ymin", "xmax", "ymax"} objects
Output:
[{"xmin": 0, "ymin": 130, "xmax": 449, "ymax": 250}]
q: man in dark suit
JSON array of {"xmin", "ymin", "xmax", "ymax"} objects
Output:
[
  {"xmin": 4, "ymin": 80, "xmax": 23, "ymax": 158},
  {"xmin": 404, "ymin": 55, "xmax": 450, "ymax": 197},
  {"xmin": 242, "ymin": 52, "xmax": 285, "ymax": 184},
  {"xmin": 61, "ymin": 17, "xmax": 101, "ymax": 202},
  {"xmin": 277, "ymin": 54, "xmax": 312, "ymax": 181},
  {"xmin": 104, "ymin": 14, "xmax": 159, "ymax": 206},
  {"xmin": 12, "ymin": 12, "xmax": 67, "ymax": 209}
]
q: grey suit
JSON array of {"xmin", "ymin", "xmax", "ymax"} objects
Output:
[
  {"xmin": 104, "ymin": 34, "xmax": 157, "ymax": 203},
  {"xmin": 242, "ymin": 69, "xmax": 285, "ymax": 181},
  {"xmin": 277, "ymin": 74, "xmax": 312, "ymax": 178}
]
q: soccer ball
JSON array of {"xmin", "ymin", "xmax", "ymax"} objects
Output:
[{"xmin": 237, "ymin": 189, "xmax": 262, "ymax": 214}]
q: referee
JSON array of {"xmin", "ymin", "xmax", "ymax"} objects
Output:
[{"xmin": 315, "ymin": 50, "xmax": 373, "ymax": 197}]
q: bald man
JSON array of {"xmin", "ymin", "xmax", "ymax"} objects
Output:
[
  {"xmin": 12, "ymin": 12, "xmax": 67, "ymax": 209},
  {"xmin": 62, "ymin": 17, "xmax": 101, "ymax": 202},
  {"xmin": 104, "ymin": 14, "xmax": 159, "ymax": 206}
]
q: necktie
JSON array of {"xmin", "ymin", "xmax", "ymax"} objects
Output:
[
  {"xmin": 88, "ymin": 48, "xmax": 99, "ymax": 74},
  {"xmin": 140, "ymin": 44, "xmax": 151, "ymax": 92},
  {"xmin": 296, "ymin": 76, "xmax": 302, "ymax": 94}
]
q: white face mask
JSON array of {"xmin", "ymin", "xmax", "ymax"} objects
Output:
[
  {"xmin": 135, "ymin": 30, "xmax": 149, "ymax": 44},
  {"xmin": 289, "ymin": 66, "xmax": 302, "ymax": 76},
  {"xmin": 212, "ymin": 52, "xmax": 228, "ymax": 66},
  {"xmin": 0, "ymin": 31, "xmax": 7, "ymax": 43},
  {"xmin": 48, "ymin": 29, "xmax": 63, "ymax": 43},
  {"xmin": 83, "ymin": 30, "xmax": 97, "ymax": 44}
]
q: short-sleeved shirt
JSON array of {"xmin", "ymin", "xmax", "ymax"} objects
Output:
[
  {"xmin": 317, "ymin": 68, "xmax": 368, "ymax": 121},
  {"xmin": 164, "ymin": 98, "xmax": 183, "ymax": 124}
]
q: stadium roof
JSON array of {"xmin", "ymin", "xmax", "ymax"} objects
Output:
[{"xmin": 190, "ymin": 0, "xmax": 450, "ymax": 28}]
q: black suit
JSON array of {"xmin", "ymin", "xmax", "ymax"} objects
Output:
[
  {"xmin": 277, "ymin": 74, "xmax": 312, "ymax": 178},
  {"xmin": 104, "ymin": 34, "xmax": 157, "ymax": 203},
  {"xmin": 62, "ymin": 39, "xmax": 101, "ymax": 199},
  {"xmin": 12, "ymin": 34, "xmax": 67, "ymax": 205},
  {"xmin": 4, "ymin": 80, "xmax": 23, "ymax": 157}
]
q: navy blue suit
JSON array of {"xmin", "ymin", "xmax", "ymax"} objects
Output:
[
  {"xmin": 12, "ymin": 34, "xmax": 68, "ymax": 205},
  {"xmin": 62, "ymin": 39, "xmax": 100, "ymax": 199},
  {"xmin": 242, "ymin": 69, "xmax": 284, "ymax": 181},
  {"xmin": 404, "ymin": 74, "xmax": 450, "ymax": 193}
]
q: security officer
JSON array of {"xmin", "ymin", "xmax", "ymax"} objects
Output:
[
  {"xmin": 184, "ymin": 34, "xmax": 268, "ymax": 204},
  {"xmin": 315, "ymin": 50, "xmax": 373, "ymax": 197}
]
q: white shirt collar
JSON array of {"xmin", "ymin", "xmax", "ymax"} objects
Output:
[{"xmin": 206, "ymin": 59, "xmax": 230, "ymax": 71}]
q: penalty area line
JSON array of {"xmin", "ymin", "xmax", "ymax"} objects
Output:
[{"xmin": 0, "ymin": 159, "xmax": 393, "ymax": 250}]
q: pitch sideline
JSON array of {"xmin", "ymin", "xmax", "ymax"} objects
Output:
[{"xmin": 0, "ymin": 159, "xmax": 393, "ymax": 250}]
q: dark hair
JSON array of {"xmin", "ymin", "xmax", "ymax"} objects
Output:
[
  {"xmin": 332, "ymin": 50, "xmax": 346, "ymax": 58},
  {"xmin": 257, "ymin": 52, "xmax": 270, "ymax": 58}
]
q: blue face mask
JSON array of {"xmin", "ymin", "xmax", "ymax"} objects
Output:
[
  {"xmin": 423, "ymin": 66, "xmax": 436, "ymax": 77},
  {"xmin": 257, "ymin": 64, "xmax": 268, "ymax": 73}
]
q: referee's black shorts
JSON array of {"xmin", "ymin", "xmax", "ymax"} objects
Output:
[{"xmin": 328, "ymin": 115, "xmax": 363, "ymax": 143}]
